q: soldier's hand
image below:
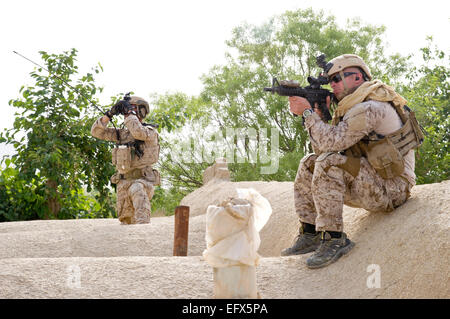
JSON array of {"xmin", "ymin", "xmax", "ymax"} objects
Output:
[
  {"xmin": 315, "ymin": 96, "xmax": 331, "ymax": 122},
  {"xmin": 105, "ymin": 109, "xmax": 115, "ymax": 120},
  {"xmin": 112, "ymin": 100, "xmax": 127, "ymax": 115},
  {"xmin": 289, "ymin": 96, "xmax": 312, "ymax": 116}
]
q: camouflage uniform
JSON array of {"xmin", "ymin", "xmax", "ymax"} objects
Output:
[
  {"xmin": 91, "ymin": 114, "xmax": 160, "ymax": 224},
  {"xmin": 295, "ymin": 100, "xmax": 415, "ymax": 232}
]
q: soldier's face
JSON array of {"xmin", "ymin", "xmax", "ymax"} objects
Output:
[
  {"xmin": 330, "ymin": 67, "xmax": 363, "ymax": 100},
  {"xmin": 125, "ymin": 105, "xmax": 142, "ymax": 122}
]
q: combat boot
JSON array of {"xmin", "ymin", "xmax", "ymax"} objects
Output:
[
  {"xmin": 280, "ymin": 225, "xmax": 321, "ymax": 256},
  {"xmin": 306, "ymin": 231, "xmax": 355, "ymax": 269}
]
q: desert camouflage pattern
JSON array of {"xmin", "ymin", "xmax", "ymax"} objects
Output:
[
  {"xmin": 91, "ymin": 114, "xmax": 160, "ymax": 224},
  {"xmin": 116, "ymin": 177, "xmax": 155, "ymax": 224},
  {"xmin": 91, "ymin": 115, "xmax": 159, "ymax": 169},
  {"xmin": 295, "ymin": 100, "xmax": 414, "ymax": 232}
]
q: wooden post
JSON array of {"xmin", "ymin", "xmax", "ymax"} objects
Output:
[{"xmin": 173, "ymin": 205, "xmax": 190, "ymax": 256}]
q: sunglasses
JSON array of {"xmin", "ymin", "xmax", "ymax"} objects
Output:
[{"xmin": 330, "ymin": 72, "xmax": 358, "ymax": 83}]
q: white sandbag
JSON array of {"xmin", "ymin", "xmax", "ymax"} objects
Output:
[{"xmin": 202, "ymin": 188, "xmax": 272, "ymax": 298}]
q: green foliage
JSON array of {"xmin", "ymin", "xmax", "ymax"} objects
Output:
[
  {"xmin": 2, "ymin": 10, "xmax": 446, "ymax": 222},
  {"xmin": 0, "ymin": 157, "xmax": 112, "ymax": 221},
  {"xmin": 146, "ymin": 92, "xmax": 209, "ymax": 132},
  {"xmin": 399, "ymin": 38, "xmax": 449, "ymax": 184},
  {"xmin": 156, "ymin": 8, "xmax": 447, "ymax": 191},
  {"xmin": 0, "ymin": 158, "xmax": 46, "ymax": 221},
  {"xmin": 151, "ymin": 186, "xmax": 186, "ymax": 216},
  {"xmin": 1, "ymin": 49, "xmax": 116, "ymax": 220},
  {"xmin": 171, "ymin": 8, "xmax": 409, "ymax": 184},
  {"xmin": 149, "ymin": 94, "xmax": 211, "ymax": 195}
]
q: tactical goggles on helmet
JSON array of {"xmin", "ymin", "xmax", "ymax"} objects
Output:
[{"xmin": 329, "ymin": 72, "xmax": 358, "ymax": 83}]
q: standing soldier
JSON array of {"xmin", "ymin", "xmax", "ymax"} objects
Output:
[
  {"xmin": 281, "ymin": 54, "xmax": 423, "ymax": 268},
  {"xmin": 91, "ymin": 95, "xmax": 160, "ymax": 224}
]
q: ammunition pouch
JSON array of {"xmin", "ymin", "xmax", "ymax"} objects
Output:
[
  {"xmin": 363, "ymin": 137, "xmax": 405, "ymax": 179},
  {"xmin": 120, "ymin": 168, "xmax": 145, "ymax": 180},
  {"xmin": 110, "ymin": 169, "xmax": 142, "ymax": 184},
  {"xmin": 341, "ymin": 109, "xmax": 424, "ymax": 180},
  {"xmin": 337, "ymin": 149, "xmax": 361, "ymax": 178},
  {"xmin": 112, "ymin": 145, "xmax": 132, "ymax": 174}
]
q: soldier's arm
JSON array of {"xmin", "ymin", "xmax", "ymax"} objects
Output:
[
  {"xmin": 124, "ymin": 115, "xmax": 158, "ymax": 144},
  {"xmin": 91, "ymin": 115, "xmax": 121, "ymax": 142},
  {"xmin": 304, "ymin": 101, "xmax": 385, "ymax": 152}
]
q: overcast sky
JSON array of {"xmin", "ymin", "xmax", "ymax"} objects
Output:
[{"xmin": 1, "ymin": 0, "xmax": 449, "ymax": 159}]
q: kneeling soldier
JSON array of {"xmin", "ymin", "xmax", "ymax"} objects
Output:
[{"xmin": 91, "ymin": 96, "xmax": 160, "ymax": 224}]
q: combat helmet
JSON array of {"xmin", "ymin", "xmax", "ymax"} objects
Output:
[
  {"xmin": 129, "ymin": 96, "xmax": 150, "ymax": 119},
  {"xmin": 327, "ymin": 54, "xmax": 372, "ymax": 81}
]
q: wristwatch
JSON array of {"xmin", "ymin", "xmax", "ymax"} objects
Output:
[{"xmin": 302, "ymin": 108, "xmax": 314, "ymax": 119}]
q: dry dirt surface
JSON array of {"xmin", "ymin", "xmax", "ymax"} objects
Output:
[{"xmin": 0, "ymin": 180, "xmax": 448, "ymax": 298}]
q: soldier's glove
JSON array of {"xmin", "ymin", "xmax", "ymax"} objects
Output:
[
  {"xmin": 106, "ymin": 101, "xmax": 122, "ymax": 119},
  {"xmin": 114, "ymin": 100, "xmax": 131, "ymax": 115},
  {"xmin": 105, "ymin": 110, "xmax": 114, "ymax": 120}
]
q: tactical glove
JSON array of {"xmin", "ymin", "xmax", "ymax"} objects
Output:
[
  {"xmin": 105, "ymin": 104, "xmax": 118, "ymax": 119},
  {"xmin": 106, "ymin": 100, "xmax": 127, "ymax": 119},
  {"xmin": 105, "ymin": 110, "xmax": 114, "ymax": 119},
  {"xmin": 113, "ymin": 100, "xmax": 128, "ymax": 114}
]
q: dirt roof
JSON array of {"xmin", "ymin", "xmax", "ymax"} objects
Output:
[{"xmin": 0, "ymin": 180, "xmax": 448, "ymax": 298}]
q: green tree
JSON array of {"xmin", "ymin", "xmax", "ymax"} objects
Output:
[
  {"xmin": 0, "ymin": 157, "xmax": 47, "ymax": 221},
  {"xmin": 0, "ymin": 49, "xmax": 115, "ymax": 219},
  {"xmin": 399, "ymin": 38, "xmax": 449, "ymax": 184},
  {"xmin": 167, "ymin": 8, "xmax": 410, "ymax": 185},
  {"xmin": 146, "ymin": 93, "xmax": 211, "ymax": 214}
]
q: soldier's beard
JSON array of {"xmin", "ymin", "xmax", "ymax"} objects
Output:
[{"xmin": 334, "ymin": 85, "xmax": 361, "ymax": 101}]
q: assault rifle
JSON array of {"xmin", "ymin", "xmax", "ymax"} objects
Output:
[{"xmin": 264, "ymin": 54, "xmax": 333, "ymax": 122}]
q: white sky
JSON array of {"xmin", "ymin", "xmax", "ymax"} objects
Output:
[{"xmin": 0, "ymin": 0, "xmax": 449, "ymax": 159}]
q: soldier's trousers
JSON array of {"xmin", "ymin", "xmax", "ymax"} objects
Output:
[
  {"xmin": 116, "ymin": 178, "xmax": 155, "ymax": 224},
  {"xmin": 294, "ymin": 152, "xmax": 412, "ymax": 232}
]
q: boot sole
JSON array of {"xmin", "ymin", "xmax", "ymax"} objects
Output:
[{"xmin": 306, "ymin": 240, "xmax": 355, "ymax": 269}]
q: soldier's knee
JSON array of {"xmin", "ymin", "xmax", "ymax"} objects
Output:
[
  {"xmin": 297, "ymin": 153, "xmax": 318, "ymax": 178},
  {"xmin": 314, "ymin": 152, "xmax": 346, "ymax": 173},
  {"xmin": 301, "ymin": 153, "xmax": 317, "ymax": 167}
]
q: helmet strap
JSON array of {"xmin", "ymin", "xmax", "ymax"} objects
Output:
[{"xmin": 340, "ymin": 70, "xmax": 350, "ymax": 95}]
